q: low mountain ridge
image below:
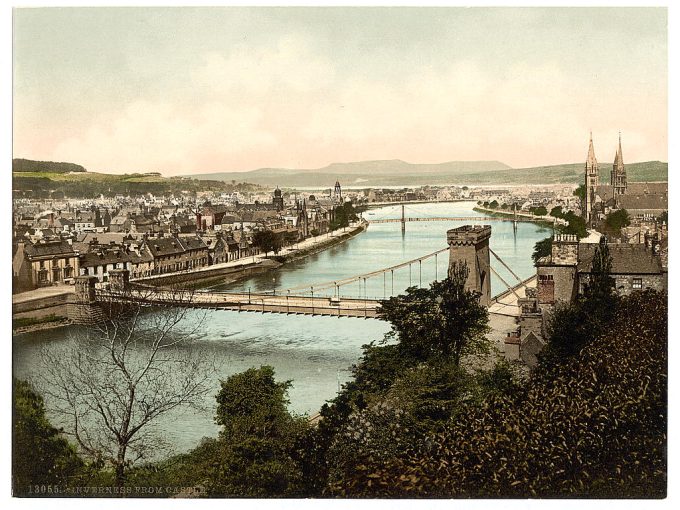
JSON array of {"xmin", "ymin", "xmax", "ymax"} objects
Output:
[
  {"xmin": 188, "ymin": 159, "xmax": 667, "ymax": 187},
  {"xmin": 13, "ymin": 158, "xmax": 87, "ymax": 174}
]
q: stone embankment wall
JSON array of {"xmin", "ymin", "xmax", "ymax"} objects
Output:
[{"xmin": 12, "ymin": 292, "xmax": 72, "ymax": 321}]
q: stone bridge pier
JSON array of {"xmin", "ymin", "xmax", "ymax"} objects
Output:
[
  {"xmin": 447, "ymin": 225, "xmax": 492, "ymax": 307},
  {"xmin": 69, "ymin": 275, "xmax": 104, "ymax": 324},
  {"xmin": 108, "ymin": 268, "xmax": 130, "ymax": 291}
]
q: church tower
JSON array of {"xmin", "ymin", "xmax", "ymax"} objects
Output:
[
  {"xmin": 611, "ymin": 132, "xmax": 627, "ymax": 207},
  {"xmin": 334, "ymin": 180, "xmax": 342, "ymax": 202},
  {"xmin": 272, "ymin": 186, "xmax": 284, "ymax": 211},
  {"xmin": 583, "ymin": 132, "xmax": 600, "ymax": 225}
]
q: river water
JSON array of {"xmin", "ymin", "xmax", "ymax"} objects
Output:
[{"xmin": 13, "ymin": 202, "xmax": 550, "ymax": 456}]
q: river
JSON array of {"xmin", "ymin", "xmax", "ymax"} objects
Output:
[{"xmin": 13, "ymin": 201, "xmax": 551, "ymax": 457}]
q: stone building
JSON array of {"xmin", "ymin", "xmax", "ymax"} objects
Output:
[
  {"xmin": 534, "ymin": 234, "xmax": 580, "ymax": 306},
  {"xmin": 583, "ymin": 133, "xmax": 667, "ymax": 221},
  {"xmin": 577, "ymin": 241, "xmax": 666, "ymax": 296},
  {"xmin": 13, "ymin": 239, "xmax": 80, "ymax": 292}
]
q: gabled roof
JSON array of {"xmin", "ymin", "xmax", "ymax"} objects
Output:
[
  {"xmin": 577, "ymin": 243, "xmax": 663, "ymax": 275},
  {"xmin": 23, "ymin": 240, "xmax": 76, "ymax": 259},
  {"xmin": 176, "ymin": 236, "xmax": 208, "ymax": 251},
  {"xmin": 617, "ymin": 194, "xmax": 667, "ymax": 211}
]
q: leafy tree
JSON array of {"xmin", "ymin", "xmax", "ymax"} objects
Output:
[
  {"xmin": 253, "ymin": 229, "xmax": 281, "ymax": 256},
  {"xmin": 658, "ymin": 211, "xmax": 668, "ymax": 224},
  {"xmin": 330, "ymin": 202, "xmax": 358, "ymax": 231},
  {"xmin": 378, "ymin": 262, "xmax": 490, "ymax": 366},
  {"xmin": 196, "ymin": 366, "xmax": 310, "ymax": 497},
  {"xmin": 562, "ymin": 210, "xmax": 588, "ymax": 238},
  {"xmin": 501, "ymin": 203, "xmax": 508, "ymax": 210},
  {"xmin": 605, "ymin": 209, "xmax": 630, "ymax": 235},
  {"xmin": 489, "ymin": 200, "xmax": 499, "ymax": 209},
  {"xmin": 573, "ymin": 183, "xmax": 586, "ymax": 201},
  {"xmin": 549, "ymin": 206, "xmax": 563, "ymax": 218},
  {"xmin": 542, "ymin": 237, "xmax": 617, "ymax": 363},
  {"xmin": 482, "ymin": 201, "xmax": 490, "ymax": 208},
  {"xmin": 13, "ymin": 379, "xmax": 84, "ymax": 494},
  {"xmin": 329, "ymin": 290, "xmax": 667, "ymax": 498},
  {"xmin": 532, "ymin": 236, "xmax": 552, "ymax": 264},
  {"xmin": 532, "ymin": 205, "xmax": 548, "ymax": 216}
]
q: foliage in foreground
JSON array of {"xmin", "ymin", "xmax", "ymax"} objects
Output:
[
  {"xmin": 12, "ymin": 379, "xmax": 84, "ymax": 495},
  {"xmin": 328, "ymin": 290, "xmax": 667, "ymax": 498}
]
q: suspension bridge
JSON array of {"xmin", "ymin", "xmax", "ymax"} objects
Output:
[
  {"xmin": 363, "ymin": 203, "xmax": 558, "ymax": 233},
  {"xmin": 86, "ymin": 224, "xmax": 532, "ymax": 320}
]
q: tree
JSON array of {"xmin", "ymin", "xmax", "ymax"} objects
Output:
[
  {"xmin": 330, "ymin": 290, "xmax": 667, "ymax": 498},
  {"xmin": 253, "ymin": 229, "xmax": 281, "ymax": 256},
  {"xmin": 605, "ymin": 208, "xmax": 630, "ymax": 235},
  {"xmin": 13, "ymin": 379, "xmax": 84, "ymax": 494},
  {"xmin": 501, "ymin": 203, "xmax": 508, "ymax": 210},
  {"xmin": 378, "ymin": 262, "xmax": 490, "ymax": 366},
  {"xmin": 196, "ymin": 366, "xmax": 310, "ymax": 496},
  {"xmin": 489, "ymin": 200, "xmax": 499, "ymax": 209},
  {"xmin": 542, "ymin": 237, "xmax": 617, "ymax": 362},
  {"xmin": 573, "ymin": 183, "xmax": 586, "ymax": 201},
  {"xmin": 532, "ymin": 236, "xmax": 552, "ymax": 264},
  {"xmin": 562, "ymin": 210, "xmax": 588, "ymax": 238},
  {"xmin": 549, "ymin": 206, "xmax": 563, "ymax": 218},
  {"xmin": 532, "ymin": 205, "xmax": 548, "ymax": 216},
  {"xmin": 38, "ymin": 285, "xmax": 213, "ymax": 487}
]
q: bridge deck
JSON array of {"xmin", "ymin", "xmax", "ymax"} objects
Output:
[
  {"xmin": 97, "ymin": 290, "xmax": 382, "ymax": 319},
  {"xmin": 369, "ymin": 216, "xmax": 528, "ymax": 223}
]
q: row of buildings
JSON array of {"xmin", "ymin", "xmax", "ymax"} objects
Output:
[{"xmin": 12, "ymin": 182, "xmax": 354, "ymax": 293}]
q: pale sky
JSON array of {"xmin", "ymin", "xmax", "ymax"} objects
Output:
[{"xmin": 13, "ymin": 7, "xmax": 668, "ymax": 175}]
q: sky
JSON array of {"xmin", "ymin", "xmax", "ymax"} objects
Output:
[{"xmin": 12, "ymin": 7, "xmax": 668, "ymax": 175}]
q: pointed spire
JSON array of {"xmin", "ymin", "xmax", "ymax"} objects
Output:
[
  {"xmin": 586, "ymin": 132, "xmax": 598, "ymax": 172},
  {"xmin": 614, "ymin": 131, "xmax": 624, "ymax": 171}
]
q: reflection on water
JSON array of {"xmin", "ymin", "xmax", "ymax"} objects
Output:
[{"xmin": 13, "ymin": 202, "xmax": 549, "ymax": 456}]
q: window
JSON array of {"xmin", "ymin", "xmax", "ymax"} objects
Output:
[
  {"xmin": 539, "ymin": 274, "xmax": 554, "ymax": 281},
  {"xmin": 632, "ymin": 278, "xmax": 643, "ymax": 290}
]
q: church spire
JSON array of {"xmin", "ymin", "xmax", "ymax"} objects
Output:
[
  {"xmin": 614, "ymin": 131, "xmax": 624, "ymax": 171},
  {"xmin": 586, "ymin": 131, "xmax": 598, "ymax": 172}
]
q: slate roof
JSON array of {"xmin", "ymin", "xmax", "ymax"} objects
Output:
[
  {"xmin": 617, "ymin": 193, "xmax": 667, "ymax": 211},
  {"xmin": 80, "ymin": 248, "xmax": 145, "ymax": 268},
  {"xmin": 577, "ymin": 243, "xmax": 663, "ymax": 274},
  {"xmin": 145, "ymin": 237, "xmax": 186, "ymax": 257},
  {"xmin": 23, "ymin": 240, "xmax": 76, "ymax": 259},
  {"xmin": 176, "ymin": 236, "xmax": 208, "ymax": 251}
]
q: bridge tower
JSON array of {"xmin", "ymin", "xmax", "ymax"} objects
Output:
[
  {"xmin": 401, "ymin": 204, "xmax": 406, "ymax": 234},
  {"xmin": 447, "ymin": 225, "xmax": 492, "ymax": 306},
  {"xmin": 69, "ymin": 275, "xmax": 104, "ymax": 324},
  {"xmin": 109, "ymin": 268, "xmax": 130, "ymax": 291}
]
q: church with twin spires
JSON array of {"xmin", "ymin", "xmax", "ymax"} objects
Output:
[{"xmin": 583, "ymin": 132, "xmax": 628, "ymax": 226}]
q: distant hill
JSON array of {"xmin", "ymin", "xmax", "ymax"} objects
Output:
[
  {"xmin": 188, "ymin": 159, "xmax": 667, "ymax": 187},
  {"xmin": 450, "ymin": 160, "xmax": 668, "ymax": 186},
  {"xmin": 189, "ymin": 160, "xmax": 512, "ymax": 186},
  {"xmin": 13, "ymin": 158, "xmax": 87, "ymax": 174}
]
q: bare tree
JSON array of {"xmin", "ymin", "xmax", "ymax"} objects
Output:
[{"xmin": 38, "ymin": 283, "xmax": 214, "ymax": 487}]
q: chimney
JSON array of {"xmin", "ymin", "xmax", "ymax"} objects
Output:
[
  {"xmin": 551, "ymin": 233, "xmax": 579, "ymax": 265},
  {"xmin": 196, "ymin": 212, "xmax": 202, "ymax": 231},
  {"xmin": 49, "ymin": 212, "xmax": 54, "ymax": 227}
]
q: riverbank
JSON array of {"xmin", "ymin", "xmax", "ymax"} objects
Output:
[{"xmin": 131, "ymin": 220, "xmax": 368, "ymax": 289}]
